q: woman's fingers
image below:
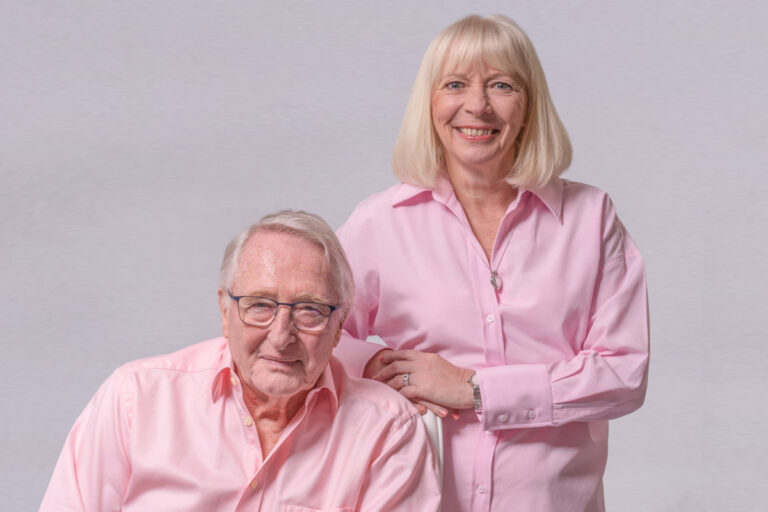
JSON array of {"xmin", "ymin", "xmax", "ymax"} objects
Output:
[
  {"xmin": 377, "ymin": 349, "xmax": 418, "ymax": 364},
  {"xmin": 384, "ymin": 369, "xmax": 418, "ymax": 391},
  {"xmin": 413, "ymin": 399, "xmax": 458, "ymax": 419},
  {"xmin": 363, "ymin": 348, "xmax": 393, "ymax": 378},
  {"xmin": 372, "ymin": 360, "xmax": 413, "ymax": 382}
]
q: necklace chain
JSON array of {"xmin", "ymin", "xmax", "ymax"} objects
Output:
[{"xmin": 471, "ymin": 230, "xmax": 514, "ymax": 290}]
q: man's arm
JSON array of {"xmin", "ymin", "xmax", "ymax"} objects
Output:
[
  {"xmin": 356, "ymin": 411, "xmax": 441, "ymax": 511},
  {"xmin": 40, "ymin": 370, "xmax": 132, "ymax": 512}
]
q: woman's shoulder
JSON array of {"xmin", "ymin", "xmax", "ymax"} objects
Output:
[
  {"xmin": 343, "ymin": 182, "xmax": 429, "ymax": 225},
  {"xmin": 557, "ymin": 178, "xmax": 620, "ymax": 218},
  {"xmin": 560, "ymin": 178, "xmax": 610, "ymax": 201}
]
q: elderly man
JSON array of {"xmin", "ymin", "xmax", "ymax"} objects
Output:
[{"xmin": 41, "ymin": 211, "xmax": 440, "ymax": 511}]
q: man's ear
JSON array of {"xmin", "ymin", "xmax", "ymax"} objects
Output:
[
  {"xmin": 332, "ymin": 317, "xmax": 344, "ymax": 348},
  {"xmin": 218, "ymin": 288, "xmax": 230, "ymax": 339}
]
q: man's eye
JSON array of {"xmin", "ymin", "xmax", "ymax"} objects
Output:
[
  {"xmin": 245, "ymin": 300, "xmax": 274, "ymax": 310},
  {"xmin": 295, "ymin": 304, "xmax": 329, "ymax": 318}
]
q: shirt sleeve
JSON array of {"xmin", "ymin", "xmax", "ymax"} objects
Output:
[
  {"xmin": 478, "ymin": 200, "xmax": 649, "ymax": 430},
  {"xmin": 40, "ymin": 370, "xmax": 133, "ymax": 511},
  {"xmin": 335, "ymin": 210, "xmax": 391, "ymax": 378},
  {"xmin": 356, "ymin": 412, "xmax": 441, "ymax": 512}
]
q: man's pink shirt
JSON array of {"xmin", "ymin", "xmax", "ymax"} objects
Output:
[
  {"xmin": 40, "ymin": 338, "xmax": 440, "ymax": 511},
  {"xmin": 336, "ymin": 177, "xmax": 649, "ymax": 512}
]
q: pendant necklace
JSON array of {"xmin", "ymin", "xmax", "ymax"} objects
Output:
[
  {"xmin": 473, "ymin": 232, "xmax": 514, "ymax": 291},
  {"xmin": 490, "ymin": 270, "xmax": 501, "ymax": 290}
]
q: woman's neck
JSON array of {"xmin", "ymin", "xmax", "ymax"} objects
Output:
[{"xmin": 445, "ymin": 165, "xmax": 518, "ymax": 260}]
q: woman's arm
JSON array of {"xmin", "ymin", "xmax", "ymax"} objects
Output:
[{"xmin": 371, "ymin": 198, "xmax": 649, "ymax": 429}]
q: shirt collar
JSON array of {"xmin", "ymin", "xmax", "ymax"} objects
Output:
[
  {"xmin": 211, "ymin": 343, "xmax": 235, "ymax": 402},
  {"xmin": 528, "ymin": 177, "xmax": 563, "ymax": 222},
  {"xmin": 304, "ymin": 358, "xmax": 340, "ymax": 413},
  {"xmin": 210, "ymin": 342, "xmax": 339, "ymax": 413},
  {"xmin": 391, "ymin": 174, "xmax": 563, "ymax": 222}
]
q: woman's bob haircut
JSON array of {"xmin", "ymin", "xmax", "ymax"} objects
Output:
[{"xmin": 392, "ymin": 14, "xmax": 572, "ymax": 189}]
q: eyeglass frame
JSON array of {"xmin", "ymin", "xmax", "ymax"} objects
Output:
[{"xmin": 227, "ymin": 289, "xmax": 340, "ymax": 333}]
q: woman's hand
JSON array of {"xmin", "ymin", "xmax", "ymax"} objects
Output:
[
  {"xmin": 363, "ymin": 348, "xmax": 393, "ymax": 379},
  {"xmin": 371, "ymin": 349, "xmax": 475, "ymax": 418}
]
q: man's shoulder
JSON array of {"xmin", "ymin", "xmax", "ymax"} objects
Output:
[
  {"xmin": 330, "ymin": 358, "xmax": 420, "ymax": 426},
  {"xmin": 113, "ymin": 337, "xmax": 227, "ymax": 379}
]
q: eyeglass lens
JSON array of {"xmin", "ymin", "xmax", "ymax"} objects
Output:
[{"xmin": 238, "ymin": 296, "xmax": 332, "ymax": 331}]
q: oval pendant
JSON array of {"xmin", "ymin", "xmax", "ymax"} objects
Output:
[{"xmin": 490, "ymin": 271, "xmax": 502, "ymax": 290}]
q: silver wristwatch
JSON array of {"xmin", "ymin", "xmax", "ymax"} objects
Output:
[{"xmin": 468, "ymin": 372, "xmax": 482, "ymax": 414}]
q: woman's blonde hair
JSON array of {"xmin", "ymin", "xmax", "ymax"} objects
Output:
[{"xmin": 392, "ymin": 14, "xmax": 572, "ymax": 189}]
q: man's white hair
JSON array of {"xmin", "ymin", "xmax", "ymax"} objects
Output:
[{"xmin": 219, "ymin": 210, "xmax": 355, "ymax": 316}]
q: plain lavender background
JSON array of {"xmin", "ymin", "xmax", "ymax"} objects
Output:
[{"xmin": 2, "ymin": 1, "xmax": 766, "ymax": 510}]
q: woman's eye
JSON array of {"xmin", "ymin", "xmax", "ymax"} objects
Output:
[
  {"xmin": 445, "ymin": 81, "xmax": 463, "ymax": 89},
  {"xmin": 491, "ymin": 82, "xmax": 513, "ymax": 91}
]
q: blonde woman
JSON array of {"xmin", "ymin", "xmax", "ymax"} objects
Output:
[{"xmin": 336, "ymin": 14, "xmax": 649, "ymax": 512}]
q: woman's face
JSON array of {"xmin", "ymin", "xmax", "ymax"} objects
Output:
[{"xmin": 431, "ymin": 64, "xmax": 527, "ymax": 178}]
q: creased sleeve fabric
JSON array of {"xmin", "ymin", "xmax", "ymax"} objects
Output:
[
  {"xmin": 40, "ymin": 369, "xmax": 134, "ymax": 512},
  {"xmin": 335, "ymin": 177, "xmax": 649, "ymax": 512},
  {"xmin": 337, "ymin": 212, "xmax": 390, "ymax": 377},
  {"xmin": 478, "ymin": 197, "xmax": 648, "ymax": 430},
  {"xmin": 356, "ymin": 405, "xmax": 441, "ymax": 512}
]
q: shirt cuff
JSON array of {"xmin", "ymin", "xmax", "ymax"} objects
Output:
[{"xmin": 476, "ymin": 364, "xmax": 553, "ymax": 430}]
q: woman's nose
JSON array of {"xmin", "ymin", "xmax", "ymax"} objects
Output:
[{"xmin": 464, "ymin": 84, "xmax": 492, "ymax": 115}]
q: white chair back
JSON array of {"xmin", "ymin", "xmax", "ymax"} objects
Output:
[{"xmin": 420, "ymin": 410, "xmax": 444, "ymax": 497}]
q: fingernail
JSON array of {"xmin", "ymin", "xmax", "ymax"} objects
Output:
[
  {"xmin": 439, "ymin": 408, "xmax": 448, "ymax": 417},
  {"xmin": 451, "ymin": 412, "xmax": 460, "ymax": 420}
]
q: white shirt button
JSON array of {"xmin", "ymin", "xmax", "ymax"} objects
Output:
[
  {"xmin": 527, "ymin": 409, "xmax": 536, "ymax": 419},
  {"xmin": 486, "ymin": 314, "xmax": 495, "ymax": 323},
  {"xmin": 230, "ymin": 376, "xmax": 238, "ymax": 386},
  {"xmin": 477, "ymin": 485, "xmax": 486, "ymax": 494},
  {"xmin": 243, "ymin": 416, "xmax": 254, "ymax": 426},
  {"xmin": 498, "ymin": 413, "xmax": 509, "ymax": 423}
]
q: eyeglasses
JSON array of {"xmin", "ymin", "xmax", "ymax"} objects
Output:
[{"xmin": 227, "ymin": 289, "xmax": 339, "ymax": 333}]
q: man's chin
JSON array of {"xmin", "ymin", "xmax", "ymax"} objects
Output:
[{"xmin": 256, "ymin": 372, "xmax": 308, "ymax": 397}]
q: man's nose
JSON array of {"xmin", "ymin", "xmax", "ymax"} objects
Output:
[
  {"xmin": 268, "ymin": 306, "xmax": 295, "ymax": 348},
  {"xmin": 465, "ymin": 84, "xmax": 492, "ymax": 115}
]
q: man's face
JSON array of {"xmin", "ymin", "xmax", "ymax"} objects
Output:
[{"xmin": 219, "ymin": 231, "xmax": 341, "ymax": 401}]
